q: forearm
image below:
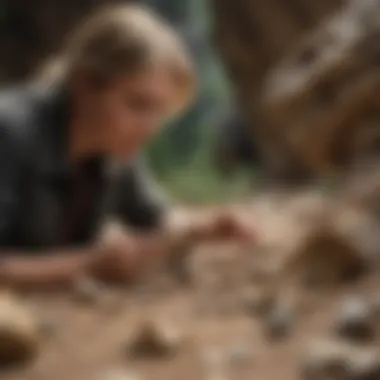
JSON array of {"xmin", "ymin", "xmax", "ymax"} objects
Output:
[
  {"xmin": 0, "ymin": 248, "xmax": 97, "ymax": 290},
  {"xmin": 131, "ymin": 213, "xmax": 207, "ymax": 267}
]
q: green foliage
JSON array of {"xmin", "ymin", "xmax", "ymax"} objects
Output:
[
  {"xmin": 144, "ymin": 0, "xmax": 252, "ymax": 204},
  {"xmin": 146, "ymin": 119, "xmax": 253, "ymax": 205}
]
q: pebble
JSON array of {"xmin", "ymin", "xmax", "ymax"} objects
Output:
[
  {"xmin": 0, "ymin": 291, "xmax": 41, "ymax": 366},
  {"xmin": 300, "ymin": 340, "xmax": 351, "ymax": 380},
  {"xmin": 334, "ymin": 297, "xmax": 376, "ymax": 342},
  {"xmin": 127, "ymin": 320, "xmax": 184, "ymax": 359},
  {"xmin": 349, "ymin": 352, "xmax": 380, "ymax": 380},
  {"xmin": 264, "ymin": 299, "xmax": 295, "ymax": 341},
  {"xmin": 240, "ymin": 288, "xmax": 274, "ymax": 317},
  {"xmin": 300, "ymin": 339, "xmax": 380, "ymax": 380}
]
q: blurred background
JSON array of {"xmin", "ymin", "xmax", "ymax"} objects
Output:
[{"xmin": 0, "ymin": 0, "xmax": 256, "ymax": 204}]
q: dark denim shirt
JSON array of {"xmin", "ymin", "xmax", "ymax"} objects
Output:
[{"xmin": 0, "ymin": 83, "xmax": 167, "ymax": 250}]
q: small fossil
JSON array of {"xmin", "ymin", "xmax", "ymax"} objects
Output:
[{"xmin": 127, "ymin": 320, "xmax": 184, "ymax": 359}]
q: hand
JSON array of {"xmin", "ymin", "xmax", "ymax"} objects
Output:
[
  {"xmin": 89, "ymin": 232, "xmax": 144, "ymax": 284},
  {"xmin": 195, "ymin": 209, "xmax": 256, "ymax": 244}
]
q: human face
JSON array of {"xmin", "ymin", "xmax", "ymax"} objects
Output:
[{"xmin": 79, "ymin": 68, "xmax": 177, "ymax": 159}]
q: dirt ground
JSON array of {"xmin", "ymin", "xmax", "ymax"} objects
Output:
[{"xmin": 2, "ymin": 192, "xmax": 380, "ymax": 380}]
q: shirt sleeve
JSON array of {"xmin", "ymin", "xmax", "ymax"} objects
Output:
[
  {"xmin": 0, "ymin": 124, "xmax": 25, "ymax": 245},
  {"xmin": 109, "ymin": 158, "xmax": 169, "ymax": 231}
]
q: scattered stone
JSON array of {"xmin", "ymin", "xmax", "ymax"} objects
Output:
[
  {"xmin": 127, "ymin": 320, "xmax": 184, "ymax": 359},
  {"xmin": 0, "ymin": 291, "xmax": 41, "ymax": 366},
  {"xmin": 283, "ymin": 226, "xmax": 368, "ymax": 290},
  {"xmin": 240, "ymin": 287, "xmax": 274, "ymax": 317},
  {"xmin": 264, "ymin": 299, "xmax": 295, "ymax": 341},
  {"xmin": 349, "ymin": 352, "xmax": 380, "ymax": 380},
  {"xmin": 300, "ymin": 339, "xmax": 380, "ymax": 380},
  {"xmin": 334, "ymin": 297, "xmax": 376, "ymax": 342},
  {"xmin": 300, "ymin": 340, "xmax": 351, "ymax": 380}
]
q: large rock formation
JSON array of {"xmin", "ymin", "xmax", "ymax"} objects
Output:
[{"xmin": 212, "ymin": 0, "xmax": 380, "ymax": 181}]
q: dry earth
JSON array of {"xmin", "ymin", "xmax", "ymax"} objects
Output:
[{"xmin": 2, "ymin": 190, "xmax": 380, "ymax": 380}]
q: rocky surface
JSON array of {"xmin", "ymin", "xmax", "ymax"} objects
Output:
[
  {"xmin": 1, "ymin": 191, "xmax": 380, "ymax": 380},
  {"xmin": 334, "ymin": 297, "xmax": 377, "ymax": 343}
]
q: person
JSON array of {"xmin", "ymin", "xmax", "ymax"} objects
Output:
[{"xmin": 0, "ymin": 5, "xmax": 255, "ymax": 290}]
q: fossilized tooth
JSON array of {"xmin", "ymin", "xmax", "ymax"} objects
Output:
[
  {"xmin": 0, "ymin": 291, "xmax": 42, "ymax": 366},
  {"xmin": 126, "ymin": 319, "xmax": 185, "ymax": 359}
]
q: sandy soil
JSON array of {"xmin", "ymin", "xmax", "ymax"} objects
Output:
[{"xmin": 2, "ymin": 192, "xmax": 380, "ymax": 380}]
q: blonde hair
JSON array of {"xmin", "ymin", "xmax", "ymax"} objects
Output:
[{"xmin": 39, "ymin": 4, "xmax": 196, "ymax": 116}]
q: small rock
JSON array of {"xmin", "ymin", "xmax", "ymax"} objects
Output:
[
  {"xmin": 334, "ymin": 298, "xmax": 376, "ymax": 342},
  {"xmin": 349, "ymin": 352, "xmax": 380, "ymax": 380},
  {"xmin": 0, "ymin": 291, "xmax": 41, "ymax": 366},
  {"xmin": 300, "ymin": 340, "xmax": 351, "ymax": 380},
  {"xmin": 72, "ymin": 277, "xmax": 103, "ymax": 305},
  {"xmin": 264, "ymin": 300, "xmax": 295, "ymax": 341},
  {"xmin": 127, "ymin": 320, "xmax": 184, "ymax": 359},
  {"xmin": 300, "ymin": 340, "xmax": 380, "ymax": 380},
  {"xmin": 240, "ymin": 288, "xmax": 274, "ymax": 317}
]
